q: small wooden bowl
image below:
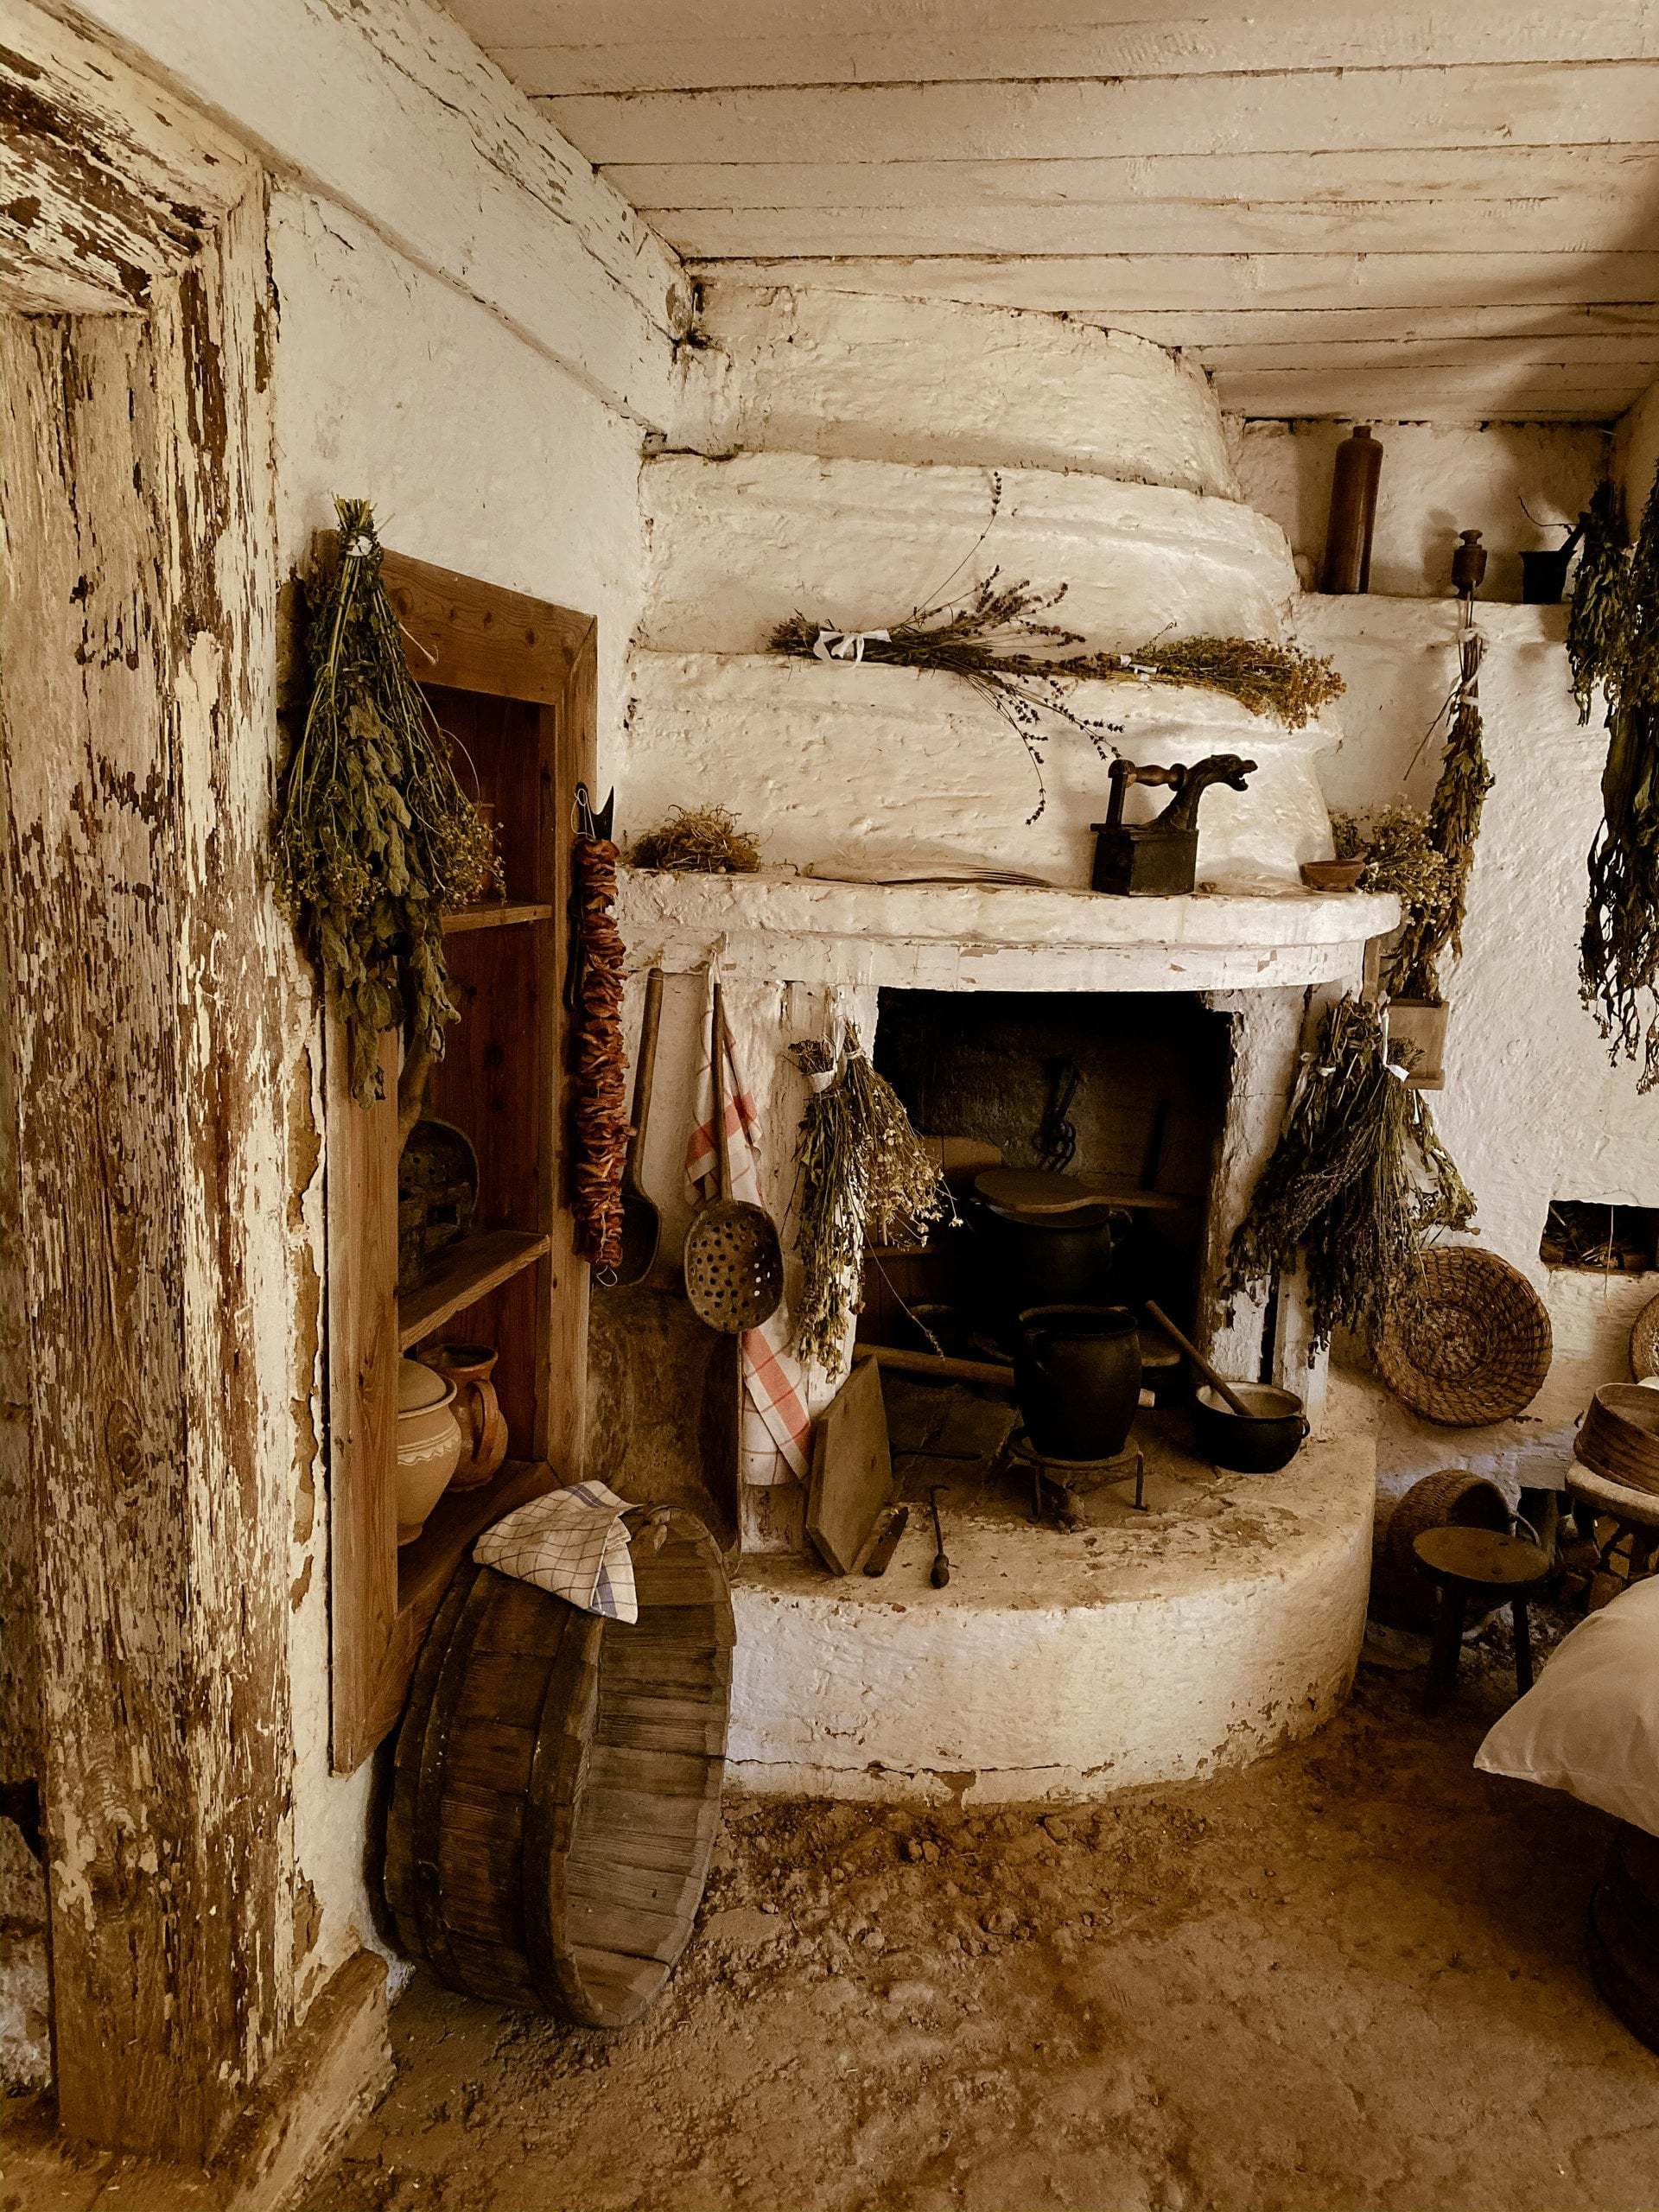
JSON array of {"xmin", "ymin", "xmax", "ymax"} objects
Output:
[{"xmin": 1300, "ymin": 859, "xmax": 1368, "ymax": 893}]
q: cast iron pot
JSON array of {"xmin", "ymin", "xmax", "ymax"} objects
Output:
[
  {"xmin": 1014, "ymin": 1304, "xmax": 1142, "ymax": 1462},
  {"xmin": 1192, "ymin": 1382, "xmax": 1309, "ymax": 1474},
  {"xmin": 969, "ymin": 1197, "xmax": 1124, "ymax": 1345}
]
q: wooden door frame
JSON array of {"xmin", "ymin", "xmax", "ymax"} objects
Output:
[{"xmin": 326, "ymin": 542, "xmax": 596, "ymax": 1775}]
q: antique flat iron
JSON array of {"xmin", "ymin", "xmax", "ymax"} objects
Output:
[{"xmin": 1089, "ymin": 753, "xmax": 1256, "ymax": 897}]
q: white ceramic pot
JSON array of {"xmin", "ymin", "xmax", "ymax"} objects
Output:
[{"xmin": 396, "ymin": 1357, "xmax": 462, "ymax": 1545}]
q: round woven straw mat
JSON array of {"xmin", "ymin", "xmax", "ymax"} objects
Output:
[
  {"xmin": 1630, "ymin": 1291, "xmax": 1659, "ymax": 1381},
  {"xmin": 1372, "ymin": 1248, "xmax": 1552, "ymax": 1427}
]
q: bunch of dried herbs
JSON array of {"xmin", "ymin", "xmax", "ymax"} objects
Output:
[
  {"xmin": 275, "ymin": 499, "xmax": 495, "ymax": 1105},
  {"xmin": 1568, "ymin": 478, "xmax": 1630, "ymax": 725},
  {"xmin": 1387, "ymin": 618, "xmax": 1494, "ymax": 1004},
  {"xmin": 1224, "ymin": 995, "xmax": 1476, "ymax": 1355},
  {"xmin": 1582, "ymin": 470, "xmax": 1659, "ymax": 1089},
  {"xmin": 1331, "ymin": 806, "xmax": 1455, "ymax": 917},
  {"xmin": 630, "ymin": 804, "xmax": 762, "ymax": 874},
  {"xmin": 786, "ymin": 1031, "xmax": 953, "ymax": 1370},
  {"xmin": 768, "ymin": 477, "xmax": 1343, "ymax": 821}
]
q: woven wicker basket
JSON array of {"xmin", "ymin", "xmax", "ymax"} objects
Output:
[
  {"xmin": 1373, "ymin": 1467, "xmax": 1511, "ymax": 1631},
  {"xmin": 1576, "ymin": 1385, "xmax": 1659, "ymax": 1498},
  {"xmin": 1630, "ymin": 1293, "xmax": 1659, "ymax": 1382},
  {"xmin": 1372, "ymin": 1248, "xmax": 1552, "ymax": 1427}
]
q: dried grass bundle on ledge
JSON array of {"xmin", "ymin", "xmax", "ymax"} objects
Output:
[
  {"xmin": 629, "ymin": 804, "xmax": 761, "ymax": 874},
  {"xmin": 769, "ymin": 601, "xmax": 1342, "ymax": 821}
]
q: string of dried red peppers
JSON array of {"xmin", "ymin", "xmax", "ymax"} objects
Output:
[{"xmin": 570, "ymin": 833, "xmax": 629, "ymax": 1273}]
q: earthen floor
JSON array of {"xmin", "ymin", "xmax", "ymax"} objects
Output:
[{"xmin": 305, "ymin": 1650, "xmax": 1657, "ymax": 2212}]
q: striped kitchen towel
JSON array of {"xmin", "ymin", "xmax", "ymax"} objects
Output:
[
  {"xmin": 684, "ymin": 973, "xmax": 811, "ymax": 1486},
  {"xmin": 474, "ymin": 1478, "xmax": 639, "ymax": 1623}
]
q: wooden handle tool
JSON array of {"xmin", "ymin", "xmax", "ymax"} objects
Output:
[{"xmin": 1143, "ymin": 1300, "xmax": 1255, "ymax": 1420}]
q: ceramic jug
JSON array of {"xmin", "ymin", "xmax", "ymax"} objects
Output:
[
  {"xmin": 1014, "ymin": 1304, "xmax": 1142, "ymax": 1462},
  {"xmin": 423, "ymin": 1341, "xmax": 508, "ymax": 1490}
]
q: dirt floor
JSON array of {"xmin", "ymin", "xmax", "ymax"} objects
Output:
[{"xmin": 304, "ymin": 1640, "xmax": 1658, "ymax": 2212}]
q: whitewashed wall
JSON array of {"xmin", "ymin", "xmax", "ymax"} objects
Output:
[
  {"xmin": 1614, "ymin": 377, "xmax": 1659, "ymax": 523},
  {"xmin": 1292, "ymin": 594, "xmax": 1659, "ymax": 1500},
  {"xmin": 1231, "ymin": 419, "xmax": 1610, "ymax": 601}
]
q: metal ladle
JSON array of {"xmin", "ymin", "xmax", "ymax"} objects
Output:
[{"xmin": 683, "ymin": 980, "xmax": 785, "ymax": 1333}]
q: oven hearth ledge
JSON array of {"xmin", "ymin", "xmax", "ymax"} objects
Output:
[{"xmin": 725, "ymin": 1433, "xmax": 1374, "ymax": 1806}]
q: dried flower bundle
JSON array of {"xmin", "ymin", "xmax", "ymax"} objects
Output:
[
  {"xmin": 1568, "ymin": 479, "xmax": 1630, "ymax": 726},
  {"xmin": 1331, "ymin": 806, "xmax": 1454, "ymax": 916},
  {"xmin": 630, "ymin": 804, "xmax": 762, "ymax": 874},
  {"xmin": 276, "ymin": 499, "xmax": 495, "ymax": 1105},
  {"xmin": 1224, "ymin": 995, "xmax": 1476, "ymax": 1355},
  {"xmin": 1388, "ymin": 621, "xmax": 1493, "ymax": 1005},
  {"xmin": 1582, "ymin": 470, "xmax": 1659, "ymax": 1089},
  {"xmin": 787, "ymin": 1032, "xmax": 953, "ymax": 1371},
  {"xmin": 768, "ymin": 478, "xmax": 1343, "ymax": 822}
]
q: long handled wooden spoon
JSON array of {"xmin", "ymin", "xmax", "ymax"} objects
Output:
[{"xmin": 1143, "ymin": 1300, "xmax": 1255, "ymax": 1420}]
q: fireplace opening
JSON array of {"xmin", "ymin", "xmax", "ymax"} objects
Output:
[{"xmin": 865, "ymin": 988, "xmax": 1233, "ymax": 1366}]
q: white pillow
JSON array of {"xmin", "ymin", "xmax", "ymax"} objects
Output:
[{"xmin": 1475, "ymin": 1575, "xmax": 1659, "ymax": 1837}]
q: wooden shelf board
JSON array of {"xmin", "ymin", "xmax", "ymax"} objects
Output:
[
  {"xmin": 397, "ymin": 1456, "xmax": 554, "ymax": 1629},
  {"xmin": 442, "ymin": 900, "xmax": 553, "ymax": 936},
  {"xmin": 399, "ymin": 1229, "xmax": 550, "ymax": 1350}
]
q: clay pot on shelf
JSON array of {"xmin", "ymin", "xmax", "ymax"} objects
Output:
[
  {"xmin": 1014, "ymin": 1304, "xmax": 1143, "ymax": 1461},
  {"xmin": 396, "ymin": 1357, "xmax": 463, "ymax": 1545},
  {"xmin": 1300, "ymin": 859, "xmax": 1367, "ymax": 893},
  {"xmin": 421, "ymin": 1341, "xmax": 508, "ymax": 1491}
]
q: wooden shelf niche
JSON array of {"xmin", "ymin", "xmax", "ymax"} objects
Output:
[{"xmin": 326, "ymin": 544, "xmax": 595, "ymax": 1775}]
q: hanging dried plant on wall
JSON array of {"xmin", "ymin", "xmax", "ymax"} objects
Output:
[
  {"xmin": 1223, "ymin": 995, "xmax": 1476, "ymax": 1356},
  {"xmin": 1386, "ymin": 614, "xmax": 1494, "ymax": 1007},
  {"xmin": 1580, "ymin": 473, "xmax": 1659, "ymax": 1089},
  {"xmin": 766, "ymin": 476, "xmax": 1343, "ymax": 823},
  {"xmin": 787, "ymin": 1032, "xmax": 953, "ymax": 1370},
  {"xmin": 1567, "ymin": 479, "xmax": 1630, "ymax": 726},
  {"xmin": 275, "ymin": 499, "xmax": 495, "ymax": 1105}
]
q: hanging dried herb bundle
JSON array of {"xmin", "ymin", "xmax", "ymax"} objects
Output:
[
  {"xmin": 1388, "ymin": 618, "xmax": 1494, "ymax": 1004},
  {"xmin": 1582, "ymin": 470, "xmax": 1659, "ymax": 1090},
  {"xmin": 1568, "ymin": 478, "xmax": 1630, "ymax": 725},
  {"xmin": 1224, "ymin": 995, "xmax": 1476, "ymax": 1355},
  {"xmin": 787, "ymin": 1031, "xmax": 953, "ymax": 1370},
  {"xmin": 276, "ymin": 499, "xmax": 494, "ymax": 1105},
  {"xmin": 629, "ymin": 804, "xmax": 762, "ymax": 874}
]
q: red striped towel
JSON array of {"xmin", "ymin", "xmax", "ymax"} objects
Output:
[{"xmin": 684, "ymin": 975, "xmax": 811, "ymax": 1486}]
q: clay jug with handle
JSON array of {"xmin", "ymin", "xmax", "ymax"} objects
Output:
[
  {"xmin": 422, "ymin": 1342, "xmax": 508, "ymax": 1490},
  {"xmin": 1014, "ymin": 1305, "xmax": 1142, "ymax": 1462}
]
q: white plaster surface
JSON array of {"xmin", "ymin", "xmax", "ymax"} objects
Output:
[
  {"xmin": 624, "ymin": 653, "xmax": 1341, "ymax": 896},
  {"xmin": 1614, "ymin": 377, "xmax": 1659, "ymax": 521},
  {"xmin": 267, "ymin": 181, "xmax": 668, "ymax": 2003},
  {"xmin": 1294, "ymin": 593, "xmax": 1659, "ymax": 1499},
  {"xmin": 1230, "ymin": 419, "xmax": 1610, "ymax": 601},
  {"xmin": 618, "ymin": 865, "xmax": 1395, "ymax": 999},
  {"xmin": 727, "ymin": 1433, "xmax": 1376, "ymax": 1802},
  {"xmin": 675, "ymin": 283, "xmax": 1238, "ymax": 499},
  {"xmin": 639, "ymin": 452, "xmax": 1294, "ymax": 658}
]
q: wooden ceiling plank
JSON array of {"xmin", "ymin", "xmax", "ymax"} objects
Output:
[
  {"xmin": 606, "ymin": 146, "xmax": 1659, "ymax": 213},
  {"xmin": 448, "ymin": 2, "xmax": 1659, "ymax": 95},
  {"xmin": 1071, "ymin": 303, "xmax": 1659, "ymax": 344},
  {"xmin": 1198, "ymin": 334, "xmax": 1659, "ymax": 369},
  {"xmin": 535, "ymin": 64, "xmax": 1659, "ymax": 168},
  {"xmin": 1218, "ymin": 367, "xmax": 1644, "ymax": 414},
  {"xmin": 684, "ymin": 253, "xmax": 1659, "ymax": 314},
  {"xmin": 658, "ymin": 199, "xmax": 1656, "ymax": 261}
]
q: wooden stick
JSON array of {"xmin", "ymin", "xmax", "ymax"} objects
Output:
[
  {"xmin": 1142, "ymin": 1300, "xmax": 1255, "ymax": 1420},
  {"xmin": 855, "ymin": 1343, "xmax": 1014, "ymax": 1389}
]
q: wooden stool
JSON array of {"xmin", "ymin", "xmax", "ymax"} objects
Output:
[
  {"xmin": 1565, "ymin": 1463, "xmax": 1659, "ymax": 1611},
  {"xmin": 1412, "ymin": 1525, "xmax": 1552, "ymax": 1716}
]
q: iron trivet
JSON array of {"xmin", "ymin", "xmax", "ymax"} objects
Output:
[{"xmin": 1001, "ymin": 1428, "xmax": 1146, "ymax": 1529}]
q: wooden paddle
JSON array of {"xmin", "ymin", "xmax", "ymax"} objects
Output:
[{"xmin": 1143, "ymin": 1300, "xmax": 1255, "ymax": 1421}]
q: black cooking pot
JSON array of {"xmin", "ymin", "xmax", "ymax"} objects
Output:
[
  {"xmin": 968, "ymin": 1195, "xmax": 1126, "ymax": 1344},
  {"xmin": 1192, "ymin": 1383, "xmax": 1309, "ymax": 1474}
]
